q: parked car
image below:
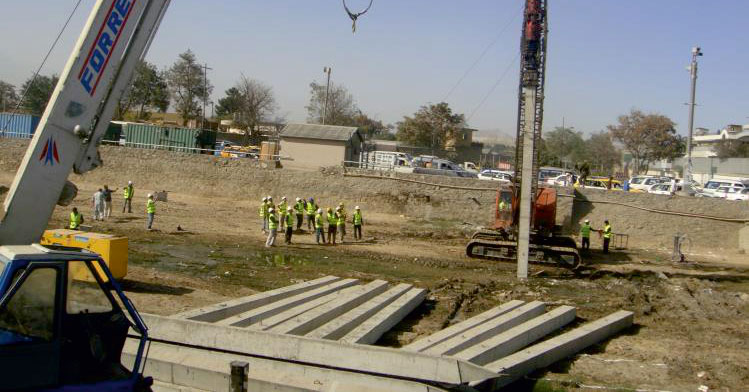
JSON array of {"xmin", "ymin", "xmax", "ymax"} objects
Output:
[
  {"xmin": 478, "ymin": 170, "xmax": 512, "ymax": 183},
  {"xmin": 547, "ymin": 174, "xmax": 573, "ymax": 186},
  {"xmin": 727, "ymin": 188, "xmax": 749, "ymax": 201},
  {"xmin": 574, "ymin": 178, "xmax": 609, "ymax": 190},
  {"xmin": 648, "ymin": 183, "xmax": 680, "ymax": 195},
  {"xmin": 712, "ymin": 186, "xmax": 745, "ymax": 199},
  {"xmin": 701, "ymin": 180, "xmax": 747, "ymax": 197},
  {"xmin": 629, "ymin": 176, "xmax": 663, "ymax": 191}
]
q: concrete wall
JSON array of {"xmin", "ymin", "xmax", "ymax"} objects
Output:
[{"xmin": 281, "ymin": 137, "xmax": 347, "ymax": 168}]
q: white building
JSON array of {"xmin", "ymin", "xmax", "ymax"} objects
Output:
[{"xmin": 691, "ymin": 124, "xmax": 749, "ymax": 158}]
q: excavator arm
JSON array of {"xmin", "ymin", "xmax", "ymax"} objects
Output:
[{"xmin": 0, "ymin": 0, "xmax": 170, "ymax": 245}]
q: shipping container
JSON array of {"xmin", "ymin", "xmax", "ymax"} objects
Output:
[
  {"xmin": 121, "ymin": 122, "xmax": 217, "ymax": 153},
  {"xmin": 0, "ymin": 112, "xmax": 40, "ymax": 139},
  {"xmin": 105, "ymin": 121, "xmax": 125, "ymax": 143}
]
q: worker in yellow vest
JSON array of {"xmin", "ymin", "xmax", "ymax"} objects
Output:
[
  {"xmin": 122, "ymin": 181, "xmax": 134, "ymax": 213},
  {"xmin": 337, "ymin": 203, "xmax": 347, "ymax": 242},
  {"xmin": 259, "ymin": 197, "xmax": 269, "ymax": 233},
  {"xmin": 284, "ymin": 206, "xmax": 294, "ymax": 244},
  {"xmin": 602, "ymin": 220, "xmax": 612, "ymax": 254},
  {"xmin": 306, "ymin": 198, "xmax": 317, "ymax": 230},
  {"xmin": 278, "ymin": 197, "xmax": 288, "ymax": 230},
  {"xmin": 326, "ymin": 207, "xmax": 337, "ymax": 245},
  {"xmin": 314, "ymin": 208, "xmax": 325, "ymax": 244},
  {"xmin": 580, "ymin": 219, "xmax": 592, "ymax": 250},
  {"xmin": 69, "ymin": 207, "xmax": 84, "ymax": 230},
  {"xmin": 353, "ymin": 206, "xmax": 363, "ymax": 240},
  {"xmin": 266, "ymin": 207, "xmax": 278, "ymax": 247},
  {"xmin": 294, "ymin": 197, "xmax": 305, "ymax": 230},
  {"xmin": 146, "ymin": 194, "xmax": 156, "ymax": 230}
]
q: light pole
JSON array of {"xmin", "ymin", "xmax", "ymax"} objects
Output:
[
  {"xmin": 202, "ymin": 63, "xmax": 212, "ymax": 130},
  {"xmin": 684, "ymin": 46, "xmax": 702, "ymax": 192},
  {"xmin": 322, "ymin": 66, "xmax": 332, "ymax": 125}
]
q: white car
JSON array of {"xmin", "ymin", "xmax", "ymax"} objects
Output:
[
  {"xmin": 712, "ymin": 186, "xmax": 745, "ymax": 199},
  {"xmin": 629, "ymin": 176, "xmax": 662, "ymax": 191},
  {"xmin": 727, "ymin": 188, "xmax": 749, "ymax": 201},
  {"xmin": 648, "ymin": 183, "xmax": 680, "ymax": 195},
  {"xmin": 701, "ymin": 180, "xmax": 746, "ymax": 197},
  {"xmin": 547, "ymin": 174, "xmax": 573, "ymax": 186},
  {"xmin": 478, "ymin": 170, "xmax": 512, "ymax": 183}
]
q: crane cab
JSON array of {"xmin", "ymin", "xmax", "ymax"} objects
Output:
[{"xmin": 0, "ymin": 244, "xmax": 149, "ymax": 391}]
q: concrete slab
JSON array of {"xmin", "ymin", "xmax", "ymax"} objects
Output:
[
  {"xmin": 454, "ymin": 306, "xmax": 577, "ymax": 366},
  {"xmin": 267, "ymin": 280, "xmax": 390, "ymax": 335},
  {"xmin": 403, "ymin": 300, "xmax": 525, "ymax": 353},
  {"xmin": 123, "ymin": 339, "xmax": 451, "ymax": 392},
  {"xmin": 478, "ymin": 310, "xmax": 634, "ymax": 389},
  {"xmin": 422, "ymin": 301, "xmax": 545, "ymax": 356},
  {"xmin": 340, "ymin": 288, "xmax": 427, "ymax": 345},
  {"xmin": 307, "ymin": 283, "xmax": 413, "ymax": 340},
  {"xmin": 174, "ymin": 276, "xmax": 341, "ymax": 322},
  {"xmin": 216, "ymin": 278, "xmax": 359, "ymax": 327},
  {"xmin": 139, "ymin": 314, "xmax": 498, "ymax": 385}
]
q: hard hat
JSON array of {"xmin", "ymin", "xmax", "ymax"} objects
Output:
[
  {"xmin": 335, "ymin": 206, "xmax": 341, "ymax": 211},
  {"xmin": 148, "ymin": 193, "xmax": 153, "ymax": 198},
  {"xmin": 317, "ymin": 208, "xmax": 322, "ymax": 214},
  {"xmin": 262, "ymin": 197, "xmax": 267, "ymax": 201},
  {"xmin": 296, "ymin": 197, "xmax": 301, "ymax": 202},
  {"xmin": 128, "ymin": 181, "xmax": 133, "ymax": 185},
  {"xmin": 267, "ymin": 196, "xmax": 273, "ymax": 200},
  {"xmin": 287, "ymin": 206, "xmax": 293, "ymax": 211},
  {"xmin": 584, "ymin": 219, "xmax": 589, "ymax": 223},
  {"xmin": 355, "ymin": 206, "xmax": 360, "ymax": 210},
  {"xmin": 281, "ymin": 196, "xmax": 287, "ymax": 200},
  {"xmin": 268, "ymin": 207, "xmax": 274, "ymax": 212}
]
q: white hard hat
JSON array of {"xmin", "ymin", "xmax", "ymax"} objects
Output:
[
  {"xmin": 287, "ymin": 206, "xmax": 293, "ymax": 211},
  {"xmin": 262, "ymin": 197, "xmax": 267, "ymax": 201},
  {"xmin": 148, "ymin": 193, "xmax": 153, "ymax": 198},
  {"xmin": 282, "ymin": 196, "xmax": 287, "ymax": 200},
  {"xmin": 128, "ymin": 181, "xmax": 133, "ymax": 185},
  {"xmin": 317, "ymin": 208, "xmax": 322, "ymax": 214},
  {"xmin": 268, "ymin": 207, "xmax": 274, "ymax": 212},
  {"xmin": 584, "ymin": 219, "xmax": 589, "ymax": 223},
  {"xmin": 267, "ymin": 195, "xmax": 272, "ymax": 199},
  {"xmin": 355, "ymin": 206, "xmax": 360, "ymax": 210},
  {"xmin": 335, "ymin": 206, "xmax": 341, "ymax": 211},
  {"xmin": 296, "ymin": 197, "xmax": 301, "ymax": 201}
]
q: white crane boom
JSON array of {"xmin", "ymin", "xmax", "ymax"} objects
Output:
[{"xmin": 0, "ymin": 0, "xmax": 170, "ymax": 245}]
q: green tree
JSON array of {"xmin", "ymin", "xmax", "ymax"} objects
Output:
[
  {"xmin": 19, "ymin": 74, "xmax": 58, "ymax": 116},
  {"xmin": 0, "ymin": 81, "xmax": 18, "ymax": 112},
  {"xmin": 306, "ymin": 81, "xmax": 358, "ymax": 125},
  {"xmin": 166, "ymin": 50, "xmax": 212, "ymax": 126},
  {"xmin": 607, "ymin": 109, "xmax": 684, "ymax": 174},
  {"xmin": 714, "ymin": 139, "xmax": 749, "ymax": 158},
  {"xmin": 116, "ymin": 61, "xmax": 169, "ymax": 120},
  {"xmin": 215, "ymin": 87, "xmax": 242, "ymax": 118},
  {"xmin": 396, "ymin": 102, "xmax": 466, "ymax": 153},
  {"xmin": 585, "ymin": 131, "xmax": 621, "ymax": 174},
  {"xmin": 543, "ymin": 127, "xmax": 586, "ymax": 168}
]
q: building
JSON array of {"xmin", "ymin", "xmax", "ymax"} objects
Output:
[
  {"xmin": 691, "ymin": 124, "xmax": 749, "ymax": 158},
  {"xmin": 279, "ymin": 123, "xmax": 363, "ymax": 168}
]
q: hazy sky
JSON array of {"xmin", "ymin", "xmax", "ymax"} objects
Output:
[{"xmin": 1, "ymin": 0, "xmax": 747, "ymax": 138}]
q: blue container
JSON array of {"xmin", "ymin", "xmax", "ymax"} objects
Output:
[{"xmin": 0, "ymin": 112, "xmax": 41, "ymax": 139}]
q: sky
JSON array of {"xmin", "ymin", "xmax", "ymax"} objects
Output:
[{"xmin": 1, "ymin": 0, "xmax": 748, "ymax": 139}]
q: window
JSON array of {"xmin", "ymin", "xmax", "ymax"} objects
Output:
[
  {"xmin": 0, "ymin": 268, "xmax": 58, "ymax": 341},
  {"xmin": 66, "ymin": 261, "xmax": 113, "ymax": 314},
  {"xmin": 631, "ymin": 178, "xmax": 643, "ymax": 184},
  {"xmin": 705, "ymin": 181, "xmax": 720, "ymax": 189},
  {"xmin": 742, "ymin": 189, "xmax": 749, "ymax": 194}
]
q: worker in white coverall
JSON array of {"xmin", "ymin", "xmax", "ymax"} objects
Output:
[{"xmin": 92, "ymin": 188, "xmax": 105, "ymax": 221}]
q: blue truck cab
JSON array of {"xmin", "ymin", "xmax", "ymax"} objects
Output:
[{"xmin": 0, "ymin": 244, "xmax": 150, "ymax": 391}]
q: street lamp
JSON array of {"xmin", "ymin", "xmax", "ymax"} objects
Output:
[{"xmin": 684, "ymin": 46, "xmax": 702, "ymax": 193}]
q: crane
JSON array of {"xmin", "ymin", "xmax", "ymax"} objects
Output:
[{"xmin": 465, "ymin": 0, "xmax": 580, "ymax": 274}]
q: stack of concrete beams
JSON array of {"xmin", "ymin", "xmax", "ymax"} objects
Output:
[
  {"xmin": 126, "ymin": 277, "xmax": 633, "ymax": 391},
  {"xmin": 173, "ymin": 276, "xmax": 427, "ymax": 344}
]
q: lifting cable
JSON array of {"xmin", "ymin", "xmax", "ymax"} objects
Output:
[{"xmin": 342, "ymin": 173, "xmax": 749, "ymax": 223}]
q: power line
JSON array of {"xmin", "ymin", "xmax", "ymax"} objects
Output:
[
  {"xmin": 467, "ymin": 52, "xmax": 519, "ymax": 122},
  {"xmin": 442, "ymin": 4, "xmax": 523, "ymax": 102}
]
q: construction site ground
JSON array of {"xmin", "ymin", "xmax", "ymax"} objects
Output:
[{"xmin": 0, "ymin": 142, "xmax": 747, "ymax": 391}]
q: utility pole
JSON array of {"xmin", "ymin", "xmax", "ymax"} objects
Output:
[
  {"xmin": 322, "ymin": 66, "xmax": 332, "ymax": 125},
  {"xmin": 684, "ymin": 47, "xmax": 702, "ymax": 193},
  {"xmin": 202, "ymin": 63, "xmax": 212, "ymax": 130}
]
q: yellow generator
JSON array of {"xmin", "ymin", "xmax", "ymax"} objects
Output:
[{"xmin": 41, "ymin": 229, "xmax": 128, "ymax": 282}]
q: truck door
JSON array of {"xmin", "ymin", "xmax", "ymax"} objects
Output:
[{"xmin": 0, "ymin": 265, "xmax": 62, "ymax": 390}]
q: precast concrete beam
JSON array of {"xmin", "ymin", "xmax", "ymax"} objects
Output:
[
  {"xmin": 250, "ymin": 285, "xmax": 361, "ymax": 331},
  {"xmin": 216, "ymin": 278, "xmax": 359, "ymax": 327},
  {"xmin": 174, "ymin": 276, "xmax": 342, "ymax": 322},
  {"xmin": 268, "ymin": 280, "xmax": 391, "ymax": 335},
  {"xmin": 307, "ymin": 283, "xmax": 413, "ymax": 340},
  {"xmin": 454, "ymin": 306, "xmax": 576, "ymax": 366},
  {"xmin": 138, "ymin": 314, "xmax": 498, "ymax": 385},
  {"xmin": 477, "ymin": 310, "xmax": 634, "ymax": 389},
  {"xmin": 422, "ymin": 301, "xmax": 546, "ymax": 356},
  {"xmin": 340, "ymin": 288, "xmax": 427, "ymax": 345},
  {"xmin": 403, "ymin": 300, "xmax": 525, "ymax": 353}
]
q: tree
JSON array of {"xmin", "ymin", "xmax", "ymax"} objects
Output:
[
  {"xmin": 166, "ymin": 50, "xmax": 212, "ymax": 126},
  {"xmin": 585, "ymin": 131, "xmax": 621, "ymax": 174},
  {"xmin": 351, "ymin": 112, "xmax": 389, "ymax": 140},
  {"xmin": 396, "ymin": 102, "xmax": 466, "ymax": 153},
  {"xmin": 19, "ymin": 74, "xmax": 58, "ymax": 116},
  {"xmin": 0, "ymin": 81, "xmax": 18, "ymax": 112},
  {"xmin": 115, "ymin": 61, "xmax": 169, "ymax": 120},
  {"xmin": 607, "ymin": 109, "xmax": 684, "ymax": 174},
  {"xmin": 714, "ymin": 139, "xmax": 749, "ymax": 158},
  {"xmin": 543, "ymin": 127, "xmax": 586, "ymax": 168},
  {"xmin": 306, "ymin": 81, "xmax": 358, "ymax": 125},
  {"xmin": 215, "ymin": 87, "xmax": 242, "ymax": 118},
  {"xmin": 233, "ymin": 76, "xmax": 277, "ymax": 140}
]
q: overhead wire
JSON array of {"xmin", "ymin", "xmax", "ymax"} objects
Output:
[{"xmin": 466, "ymin": 51, "xmax": 519, "ymax": 121}]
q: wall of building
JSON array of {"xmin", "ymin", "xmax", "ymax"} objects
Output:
[{"xmin": 281, "ymin": 138, "xmax": 347, "ymax": 167}]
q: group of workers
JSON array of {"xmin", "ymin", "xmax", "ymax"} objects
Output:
[
  {"xmin": 259, "ymin": 196, "xmax": 364, "ymax": 248},
  {"xmin": 71, "ymin": 181, "xmax": 157, "ymax": 230},
  {"xmin": 579, "ymin": 219, "xmax": 613, "ymax": 254}
]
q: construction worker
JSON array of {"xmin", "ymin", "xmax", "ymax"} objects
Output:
[
  {"xmin": 103, "ymin": 185, "xmax": 116, "ymax": 218},
  {"xmin": 580, "ymin": 219, "xmax": 592, "ymax": 250},
  {"xmin": 69, "ymin": 207, "xmax": 84, "ymax": 230},
  {"xmin": 336, "ymin": 205, "xmax": 346, "ymax": 242},
  {"xmin": 294, "ymin": 197, "xmax": 305, "ymax": 230},
  {"xmin": 353, "ymin": 206, "xmax": 363, "ymax": 240},
  {"xmin": 314, "ymin": 208, "xmax": 325, "ymax": 244},
  {"xmin": 498, "ymin": 199, "xmax": 508, "ymax": 212},
  {"xmin": 92, "ymin": 188, "xmax": 104, "ymax": 221},
  {"xmin": 259, "ymin": 197, "xmax": 269, "ymax": 233},
  {"xmin": 278, "ymin": 197, "xmax": 288, "ymax": 230},
  {"xmin": 306, "ymin": 198, "xmax": 317, "ymax": 230},
  {"xmin": 284, "ymin": 206, "xmax": 294, "ymax": 244},
  {"xmin": 122, "ymin": 181, "xmax": 134, "ymax": 213},
  {"xmin": 326, "ymin": 207, "xmax": 337, "ymax": 245},
  {"xmin": 146, "ymin": 194, "xmax": 156, "ymax": 230},
  {"xmin": 602, "ymin": 220, "xmax": 612, "ymax": 254},
  {"xmin": 266, "ymin": 207, "xmax": 278, "ymax": 247}
]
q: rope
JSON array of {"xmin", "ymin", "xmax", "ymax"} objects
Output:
[{"xmin": 342, "ymin": 173, "xmax": 749, "ymax": 223}]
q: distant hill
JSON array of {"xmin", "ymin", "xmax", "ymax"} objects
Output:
[{"xmin": 474, "ymin": 129, "xmax": 515, "ymax": 147}]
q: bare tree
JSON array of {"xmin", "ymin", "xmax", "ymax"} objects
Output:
[
  {"xmin": 306, "ymin": 81, "xmax": 358, "ymax": 125},
  {"xmin": 234, "ymin": 75, "xmax": 277, "ymax": 141},
  {"xmin": 0, "ymin": 81, "xmax": 18, "ymax": 112}
]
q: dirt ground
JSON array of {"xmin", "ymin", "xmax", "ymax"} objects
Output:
[{"xmin": 3, "ymin": 169, "xmax": 749, "ymax": 391}]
